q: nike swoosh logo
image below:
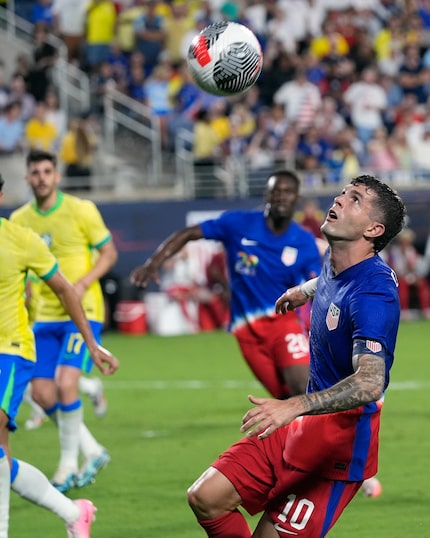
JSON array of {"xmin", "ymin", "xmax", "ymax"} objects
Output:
[
  {"xmin": 273, "ymin": 524, "xmax": 298, "ymax": 535},
  {"xmin": 241, "ymin": 238, "xmax": 258, "ymax": 246}
]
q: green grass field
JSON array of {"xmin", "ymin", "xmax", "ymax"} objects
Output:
[{"xmin": 9, "ymin": 320, "xmax": 430, "ymax": 537}]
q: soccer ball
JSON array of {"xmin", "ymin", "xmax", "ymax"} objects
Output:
[{"xmin": 187, "ymin": 21, "xmax": 263, "ymax": 97}]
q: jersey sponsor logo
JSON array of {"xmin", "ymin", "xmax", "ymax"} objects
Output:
[
  {"xmin": 326, "ymin": 302, "xmax": 340, "ymax": 330},
  {"xmin": 40, "ymin": 233, "xmax": 52, "ymax": 247},
  {"xmin": 366, "ymin": 340, "xmax": 382, "ymax": 353},
  {"xmin": 234, "ymin": 251, "xmax": 259, "ymax": 275},
  {"xmin": 240, "ymin": 237, "xmax": 258, "ymax": 246},
  {"xmin": 281, "ymin": 246, "xmax": 298, "ymax": 266}
]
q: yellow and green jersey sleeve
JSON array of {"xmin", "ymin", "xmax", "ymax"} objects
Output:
[
  {"xmin": 0, "ymin": 218, "xmax": 58, "ymax": 361},
  {"xmin": 10, "ymin": 192, "xmax": 110, "ymax": 323}
]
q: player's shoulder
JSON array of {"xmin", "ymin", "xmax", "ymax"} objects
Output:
[
  {"xmin": 9, "ymin": 201, "xmax": 33, "ymax": 221},
  {"xmin": 62, "ymin": 192, "xmax": 99, "ymax": 215},
  {"xmin": 1, "ymin": 215, "xmax": 38, "ymax": 241}
]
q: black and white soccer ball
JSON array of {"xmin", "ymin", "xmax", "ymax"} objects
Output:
[{"xmin": 187, "ymin": 21, "xmax": 263, "ymax": 97}]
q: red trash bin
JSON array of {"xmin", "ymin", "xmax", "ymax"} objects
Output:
[{"xmin": 114, "ymin": 301, "xmax": 147, "ymax": 334}]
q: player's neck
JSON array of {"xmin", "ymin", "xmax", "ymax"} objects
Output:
[
  {"xmin": 267, "ymin": 215, "xmax": 291, "ymax": 234},
  {"xmin": 35, "ymin": 190, "xmax": 58, "ymax": 213},
  {"xmin": 329, "ymin": 243, "xmax": 375, "ymax": 275}
]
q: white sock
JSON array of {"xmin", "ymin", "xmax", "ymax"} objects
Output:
[
  {"xmin": 79, "ymin": 423, "xmax": 104, "ymax": 460},
  {"xmin": 22, "ymin": 384, "xmax": 46, "ymax": 418},
  {"xmin": 11, "ymin": 460, "xmax": 79, "ymax": 524},
  {"xmin": 78, "ymin": 377, "xmax": 98, "ymax": 398},
  {"xmin": 0, "ymin": 448, "xmax": 10, "ymax": 538},
  {"xmin": 57, "ymin": 404, "xmax": 83, "ymax": 473}
]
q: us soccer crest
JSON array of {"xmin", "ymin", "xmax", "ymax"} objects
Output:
[
  {"xmin": 326, "ymin": 302, "xmax": 340, "ymax": 330},
  {"xmin": 281, "ymin": 246, "xmax": 298, "ymax": 266}
]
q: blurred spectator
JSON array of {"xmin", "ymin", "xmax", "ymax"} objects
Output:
[
  {"xmin": 163, "ymin": 1, "xmax": 195, "ymax": 65},
  {"xmin": 116, "ymin": 0, "xmax": 146, "ymax": 54},
  {"xmin": 325, "ymin": 141, "xmax": 360, "ymax": 184},
  {"xmin": 26, "ymin": 24, "xmax": 57, "ymax": 102},
  {"xmin": 310, "ymin": 19, "xmax": 350, "ymax": 61},
  {"xmin": 297, "ymin": 124, "xmax": 332, "ymax": 168},
  {"xmin": 390, "ymin": 124, "xmax": 413, "ymax": 173},
  {"xmin": 133, "ymin": 0, "xmax": 167, "ymax": 75},
  {"xmin": 406, "ymin": 114, "xmax": 430, "ymax": 175},
  {"xmin": 366, "ymin": 126, "xmax": 399, "ymax": 177},
  {"xmin": 275, "ymin": 127, "xmax": 299, "ymax": 169},
  {"xmin": 25, "ymin": 100, "xmax": 58, "ymax": 151},
  {"xmin": 59, "ymin": 115, "xmax": 97, "ymax": 190},
  {"xmin": 266, "ymin": 5, "xmax": 297, "ymax": 55},
  {"xmin": 192, "ymin": 108, "xmax": 222, "ymax": 197},
  {"xmin": 273, "ymin": 67, "xmax": 321, "ymax": 131},
  {"xmin": 300, "ymin": 198, "xmax": 325, "ymax": 239},
  {"xmin": 374, "ymin": 14, "xmax": 405, "ymax": 76},
  {"xmin": 84, "ymin": 0, "xmax": 117, "ymax": 72},
  {"xmin": 386, "ymin": 228, "xmax": 430, "ymax": 320},
  {"xmin": 313, "ymin": 95, "xmax": 346, "ymax": 143},
  {"xmin": 398, "ymin": 44, "xmax": 427, "ymax": 103},
  {"xmin": 92, "ymin": 61, "xmax": 118, "ymax": 114},
  {"xmin": 7, "ymin": 73, "xmax": 36, "ymax": 122},
  {"xmin": 44, "ymin": 89, "xmax": 67, "ymax": 148},
  {"xmin": 143, "ymin": 63, "xmax": 172, "ymax": 148},
  {"xmin": 0, "ymin": 101, "xmax": 24, "ymax": 155},
  {"xmin": 52, "ymin": 0, "xmax": 87, "ymax": 63},
  {"xmin": 343, "ymin": 66, "xmax": 387, "ymax": 145}
]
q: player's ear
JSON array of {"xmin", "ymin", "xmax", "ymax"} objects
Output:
[{"xmin": 364, "ymin": 221, "xmax": 385, "ymax": 240}]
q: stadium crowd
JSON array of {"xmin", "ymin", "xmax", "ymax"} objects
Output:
[{"xmin": 3, "ymin": 0, "xmax": 430, "ymax": 187}]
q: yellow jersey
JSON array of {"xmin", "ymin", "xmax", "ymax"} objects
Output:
[
  {"xmin": 0, "ymin": 217, "xmax": 58, "ymax": 361},
  {"xmin": 10, "ymin": 192, "xmax": 111, "ymax": 323}
]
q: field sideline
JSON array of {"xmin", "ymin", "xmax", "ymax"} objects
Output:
[{"xmin": 9, "ymin": 320, "xmax": 430, "ymax": 537}]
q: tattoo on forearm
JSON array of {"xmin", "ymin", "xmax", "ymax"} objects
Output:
[{"xmin": 298, "ymin": 355, "xmax": 386, "ymax": 415}]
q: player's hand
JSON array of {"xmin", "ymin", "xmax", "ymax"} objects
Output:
[
  {"xmin": 129, "ymin": 261, "xmax": 159, "ymax": 288},
  {"xmin": 90, "ymin": 345, "xmax": 119, "ymax": 375},
  {"xmin": 240, "ymin": 395, "xmax": 299, "ymax": 439},
  {"xmin": 275, "ymin": 286, "xmax": 308, "ymax": 313}
]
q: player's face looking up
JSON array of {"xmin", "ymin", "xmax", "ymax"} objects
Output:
[
  {"xmin": 321, "ymin": 183, "xmax": 385, "ymax": 245},
  {"xmin": 265, "ymin": 175, "xmax": 299, "ymax": 223},
  {"xmin": 26, "ymin": 159, "xmax": 60, "ymax": 203}
]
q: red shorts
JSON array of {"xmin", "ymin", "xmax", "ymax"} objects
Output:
[
  {"xmin": 234, "ymin": 313, "xmax": 310, "ymax": 398},
  {"xmin": 212, "ymin": 429, "xmax": 362, "ymax": 536}
]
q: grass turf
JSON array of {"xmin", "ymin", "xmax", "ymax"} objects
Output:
[{"xmin": 9, "ymin": 320, "xmax": 430, "ymax": 537}]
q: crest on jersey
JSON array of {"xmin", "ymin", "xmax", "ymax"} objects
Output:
[
  {"xmin": 281, "ymin": 246, "xmax": 298, "ymax": 266},
  {"xmin": 41, "ymin": 233, "xmax": 52, "ymax": 247},
  {"xmin": 366, "ymin": 340, "xmax": 382, "ymax": 353},
  {"xmin": 326, "ymin": 302, "xmax": 340, "ymax": 330},
  {"xmin": 235, "ymin": 251, "xmax": 259, "ymax": 276}
]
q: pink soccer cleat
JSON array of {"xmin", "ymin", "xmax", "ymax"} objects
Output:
[
  {"xmin": 66, "ymin": 499, "xmax": 97, "ymax": 538},
  {"xmin": 361, "ymin": 476, "xmax": 382, "ymax": 498}
]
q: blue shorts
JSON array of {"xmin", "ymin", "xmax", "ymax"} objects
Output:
[
  {"xmin": 0, "ymin": 353, "xmax": 35, "ymax": 431},
  {"xmin": 32, "ymin": 320, "xmax": 103, "ymax": 379}
]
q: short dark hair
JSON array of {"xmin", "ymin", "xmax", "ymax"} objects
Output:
[
  {"xmin": 351, "ymin": 175, "xmax": 406, "ymax": 252},
  {"xmin": 26, "ymin": 149, "xmax": 57, "ymax": 168},
  {"xmin": 0, "ymin": 173, "xmax": 4, "ymax": 192}
]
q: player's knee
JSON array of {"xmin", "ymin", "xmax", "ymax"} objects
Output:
[{"xmin": 187, "ymin": 481, "xmax": 221, "ymax": 519}]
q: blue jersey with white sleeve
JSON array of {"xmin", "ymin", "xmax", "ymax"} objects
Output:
[{"xmin": 200, "ymin": 210, "xmax": 321, "ymax": 332}]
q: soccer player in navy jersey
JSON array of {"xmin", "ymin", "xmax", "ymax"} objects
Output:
[
  {"xmin": 131, "ymin": 170, "xmax": 321, "ymax": 400},
  {"xmin": 186, "ymin": 175, "xmax": 406, "ymax": 537}
]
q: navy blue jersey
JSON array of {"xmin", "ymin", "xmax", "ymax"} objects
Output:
[
  {"xmin": 200, "ymin": 210, "xmax": 321, "ymax": 332},
  {"xmin": 309, "ymin": 252, "xmax": 400, "ymax": 394}
]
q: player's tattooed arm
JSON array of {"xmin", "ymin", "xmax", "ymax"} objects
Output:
[
  {"xmin": 241, "ymin": 354, "xmax": 386, "ymax": 439},
  {"xmin": 297, "ymin": 353, "xmax": 386, "ymax": 415}
]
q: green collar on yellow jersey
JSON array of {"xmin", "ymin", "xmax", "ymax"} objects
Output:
[{"xmin": 32, "ymin": 191, "xmax": 63, "ymax": 216}]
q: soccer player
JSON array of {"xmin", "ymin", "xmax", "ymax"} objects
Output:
[
  {"xmin": 0, "ymin": 173, "xmax": 119, "ymax": 537},
  {"xmin": 10, "ymin": 149, "xmax": 118, "ymax": 493},
  {"xmin": 186, "ymin": 175, "xmax": 406, "ymax": 537},
  {"xmin": 131, "ymin": 170, "xmax": 321, "ymax": 400}
]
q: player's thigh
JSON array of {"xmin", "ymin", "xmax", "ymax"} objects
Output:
[
  {"xmin": 58, "ymin": 320, "xmax": 103, "ymax": 374},
  {"xmin": 0, "ymin": 353, "xmax": 35, "ymax": 432},
  {"xmin": 267, "ymin": 470, "xmax": 361, "ymax": 537},
  {"xmin": 252, "ymin": 512, "xmax": 279, "ymax": 538},
  {"xmin": 271, "ymin": 317, "xmax": 310, "ymax": 369},
  {"xmin": 32, "ymin": 322, "xmax": 63, "ymax": 379}
]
